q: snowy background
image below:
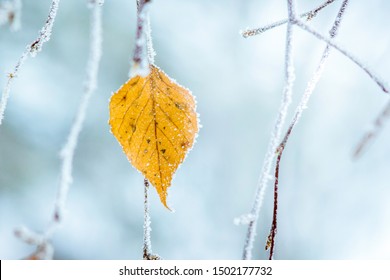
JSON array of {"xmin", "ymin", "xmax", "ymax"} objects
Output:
[{"xmin": 1, "ymin": 0, "xmax": 390, "ymax": 260}]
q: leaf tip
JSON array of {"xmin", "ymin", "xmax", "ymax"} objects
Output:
[{"xmin": 158, "ymin": 190, "xmax": 172, "ymax": 211}]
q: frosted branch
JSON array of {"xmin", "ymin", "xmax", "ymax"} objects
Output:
[
  {"xmin": 14, "ymin": 0, "xmax": 104, "ymax": 258},
  {"xmin": 51, "ymin": 0, "xmax": 103, "ymax": 229},
  {"xmin": 143, "ymin": 179, "xmax": 161, "ymax": 260},
  {"xmin": 241, "ymin": 0, "xmax": 337, "ymax": 38},
  {"xmin": 242, "ymin": 0, "xmax": 297, "ymax": 260},
  {"xmin": 0, "ymin": 0, "xmax": 61, "ymax": 126},
  {"xmin": 354, "ymin": 99, "xmax": 390, "ymax": 158},
  {"xmin": 0, "ymin": 0, "xmax": 22, "ymax": 30},
  {"xmin": 266, "ymin": 0, "xmax": 349, "ymax": 261},
  {"xmin": 130, "ymin": 0, "xmax": 152, "ymax": 77},
  {"xmin": 294, "ymin": 19, "xmax": 389, "ymax": 94}
]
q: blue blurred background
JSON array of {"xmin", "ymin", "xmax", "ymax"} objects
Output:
[{"xmin": 1, "ymin": 0, "xmax": 390, "ymax": 259}]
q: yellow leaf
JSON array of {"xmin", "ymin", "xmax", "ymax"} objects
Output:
[{"xmin": 109, "ymin": 65, "xmax": 199, "ymax": 208}]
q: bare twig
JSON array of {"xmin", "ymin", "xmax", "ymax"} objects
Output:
[
  {"xmin": 143, "ymin": 179, "xmax": 161, "ymax": 260},
  {"xmin": 14, "ymin": 0, "xmax": 104, "ymax": 259},
  {"xmin": 294, "ymin": 19, "xmax": 389, "ymax": 94},
  {"xmin": 265, "ymin": 0, "xmax": 350, "ymax": 260},
  {"xmin": 0, "ymin": 0, "xmax": 61, "ymax": 126},
  {"xmin": 265, "ymin": 151, "xmax": 281, "ymax": 260},
  {"xmin": 241, "ymin": 0, "xmax": 337, "ymax": 38},
  {"xmin": 242, "ymin": 0, "xmax": 297, "ymax": 260},
  {"xmin": 354, "ymin": 99, "xmax": 390, "ymax": 158}
]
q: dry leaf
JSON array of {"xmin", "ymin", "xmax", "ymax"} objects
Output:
[{"xmin": 109, "ymin": 65, "xmax": 199, "ymax": 208}]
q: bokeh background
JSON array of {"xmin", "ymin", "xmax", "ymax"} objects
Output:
[{"xmin": 1, "ymin": 0, "xmax": 389, "ymax": 260}]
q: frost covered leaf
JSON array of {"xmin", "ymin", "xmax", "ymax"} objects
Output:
[{"xmin": 109, "ymin": 64, "xmax": 198, "ymax": 208}]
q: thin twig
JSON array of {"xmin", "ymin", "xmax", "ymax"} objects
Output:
[
  {"xmin": 242, "ymin": 0, "xmax": 297, "ymax": 260},
  {"xmin": 294, "ymin": 19, "xmax": 389, "ymax": 94},
  {"xmin": 265, "ymin": 0, "xmax": 350, "ymax": 260},
  {"xmin": 354, "ymin": 99, "xmax": 390, "ymax": 158},
  {"xmin": 131, "ymin": 0, "xmax": 152, "ymax": 77},
  {"xmin": 14, "ymin": 0, "xmax": 104, "ymax": 259},
  {"xmin": 143, "ymin": 179, "xmax": 161, "ymax": 260},
  {"xmin": 50, "ymin": 0, "xmax": 103, "ymax": 231},
  {"xmin": 0, "ymin": 0, "xmax": 61, "ymax": 126},
  {"xmin": 241, "ymin": 0, "xmax": 337, "ymax": 38}
]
